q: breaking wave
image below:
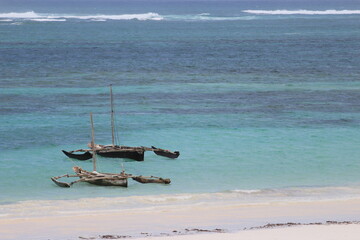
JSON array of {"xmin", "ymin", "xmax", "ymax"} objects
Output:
[
  {"xmin": 1, "ymin": 9, "xmax": 359, "ymax": 24},
  {"xmin": 164, "ymin": 14, "xmax": 255, "ymax": 21},
  {"xmin": 0, "ymin": 11, "xmax": 257, "ymax": 22},
  {"xmin": 0, "ymin": 11, "xmax": 40, "ymax": 18},
  {"xmin": 243, "ymin": 9, "xmax": 360, "ymax": 15},
  {"xmin": 30, "ymin": 18, "xmax": 67, "ymax": 22},
  {"xmin": 0, "ymin": 11, "xmax": 163, "ymax": 21},
  {"xmin": 61, "ymin": 12, "xmax": 163, "ymax": 21}
]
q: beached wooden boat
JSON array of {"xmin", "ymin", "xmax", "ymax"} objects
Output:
[
  {"xmin": 62, "ymin": 85, "xmax": 179, "ymax": 161},
  {"xmin": 52, "ymin": 114, "xmax": 170, "ymax": 188}
]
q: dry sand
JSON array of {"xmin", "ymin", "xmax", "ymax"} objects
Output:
[
  {"xmin": 1, "ymin": 198, "xmax": 359, "ymax": 239},
  {"xmin": 133, "ymin": 224, "xmax": 360, "ymax": 240}
]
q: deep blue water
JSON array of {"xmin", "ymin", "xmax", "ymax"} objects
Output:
[{"xmin": 1, "ymin": 0, "xmax": 360, "ymax": 203}]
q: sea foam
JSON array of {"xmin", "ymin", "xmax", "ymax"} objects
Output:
[
  {"xmin": 30, "ymin": 18, "xmax": 66, "ymax": 22},
  {"xmin": 243, "ymin": 9, "xmax": 360, "ymax": 15},
  {"xmin": 0, "ymin": 11, "xmax": 40, "ymax": 18},
  {"xmin": 163, "ymin": 13, "xmax": 256, "ymax": 21},
  {"xmin": 58, "ymin": 12, "xmax": 163, "ymax": 21},
  {"xmin": 0, "ymin": 11, "xmax": 163, "ymax": 21},
  {"xmin": 1, "ymin": 9, "xmax": 360, "ymax": 23},
  {"xmin": 0, "ymin": 11, "xmax": 257, "ymax": 22}
]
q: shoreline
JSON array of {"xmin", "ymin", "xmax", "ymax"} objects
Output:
[
  {"xmin": 1, "ymin": 197, "xmax": 360, "ymax": 239},
  {"xmin": 133, "ymin": 221, "xmax": 360, "ymax": 239},
  {"xmin": 132, "ymin": 222, "xmax": 360, "ymax": 240},
  {"xmin": 93, "ymin": 221, "xmax": 360, "ymax": 239}
]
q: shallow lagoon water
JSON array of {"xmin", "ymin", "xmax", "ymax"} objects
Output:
[{"xmin": 1, "ymin": 0, "xmax": 360, "ymax": 205}]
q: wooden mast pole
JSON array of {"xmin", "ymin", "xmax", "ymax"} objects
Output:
[
  {"xmin": 90, "ymin": 112, "xmax": 97, "ymax": 172},
  {"xmin": 110, "ymin": 84, "xmax": 115, "ymax": 146}
]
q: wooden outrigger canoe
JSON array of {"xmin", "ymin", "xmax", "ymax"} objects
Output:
[
  {"xmin": 51, "ymin": 166, "xmax": 170, "ymax": 188},
  {"xmin": 51, "ymin": 166, "xmax": 128, "ymax": 188},
  {"xmin": 62, "ymin": 145, "xmax": 179, "ymax": 161},
  {"xmin": 62, "ymin": 85, "xmax": 179, "ymax": 161},
  {"xmin": 62, "ymin": 145, "xmax": 145, "ymax": 161},
  {"xmin": 62, "ymin": 144, "xmax": 145, "ymax": 161}
]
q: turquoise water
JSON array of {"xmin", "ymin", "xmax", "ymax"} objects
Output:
[{"xmin": 1, "ymin": 0, "xmax": 360, "ymax": 204}]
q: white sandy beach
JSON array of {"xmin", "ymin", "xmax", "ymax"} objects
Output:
[
  {"xmin": 133, "ymin": 224, "xmax": 360, "ymax": 240},
  {"xmin": 1, "ymin": 197, "xmax": 360, "ymax": 239}
]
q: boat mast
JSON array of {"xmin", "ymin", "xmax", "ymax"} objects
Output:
[
  {"xmin": 90, "ymin": 112, "xmax": 97, "ymax": 172},
  {"xmin": 110, "ymin": 84, "xmax": 116, "ymax": 146}
]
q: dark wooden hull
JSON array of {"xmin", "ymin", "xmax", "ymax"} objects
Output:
[
  {"xmin": 152, "ymin": 146, "xmax": 180, "ymax": 159},
  {"xmin": 62, "ymin": 150, "xmax": 93, "ymax": 160},
  {"xmin": 86, "ymin": 178, "xmax": 128, "ymax": 187},
  {"xmin": 97, "ymin": 149, "xmax": 145, "ymax": 161}
]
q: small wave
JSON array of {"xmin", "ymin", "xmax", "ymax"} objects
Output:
[
  {"xmin": 30, "ymin": 18, "xmax": 66, "ymax": 22},
  {"xmin": 243, "ymin": 9, "xmax": 360, "ymax": 15},
  {"xmin": 164, "ymin": 14, "xmax": 256, "ymax": 21},
  {"xmin": 140, "ymin": 194, "xmax": 194, "ymax": 203},
  {"xmin": 230, "ymin": 189, "xmax": 263, "ymax": 194}
]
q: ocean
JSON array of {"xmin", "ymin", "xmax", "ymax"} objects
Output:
[{"xmin": 1, "ymin": 0, "xmax": 360, "ymax": 215}]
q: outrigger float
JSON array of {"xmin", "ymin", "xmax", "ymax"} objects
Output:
[
  {"xmin": 62, "ymin": 85, "xmax": 179, "ymax": 161},
  {"xmin": 52, "ymin": 113, "xmax": 170, "ymax": 188}
]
